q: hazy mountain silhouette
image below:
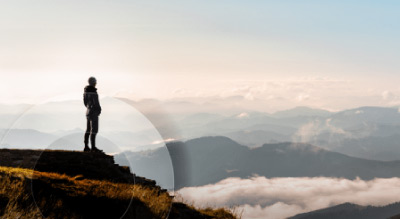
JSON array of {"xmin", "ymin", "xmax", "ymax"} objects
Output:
[
  {"xmin": 0, "ymin": 129, "xmax": 58, "ymax": 149},
  {"xmin": 329, "ymin": 134, "xmax": 400, "ymax": 161},
  {"xmin": 330, "ymin": 106, "xmax": 400, "ymax": 127},
  {"xmin": 288, "ymin": 202, "xmax": 400, "ymax": 219},
  {"xmin": 115, "ymin": 146, "xmax": 175, "ymax": 190},
  {"xmin": 3, "ymin": 102, "xmax": 400, "ymax": 161},
  {"xmin": 174, "ymin": 106, "xmax": 400, "ymax": 159},
  {"xmin": 272, "ymin": 106, "xmax": 332, "ymax": 118},
  {"xmin": 223, "ymin": 129, "xmax": 290, "ymax": 147},
  {"xmin": 0, "ymin": 128, "xmax": 165, "ymax": 154},
  {"xmin": 47, "ymin": 133, "xmax": 121, "ymax": 153},
  {"xmin": 118, "ymin": 136, "xmax": 400, "ymax": 189}
]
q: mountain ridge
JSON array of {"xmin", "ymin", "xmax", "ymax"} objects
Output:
[
  {"xmin": 288, "ymin": 201, "xmax": 400, "ymax": 219},
  {"xmin": 116, "ymin": 136, "xmax": 400, "ymax": 189}
]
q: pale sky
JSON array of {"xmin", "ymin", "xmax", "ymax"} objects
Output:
[{"xmin": 1, "ymin": 1, "xmax": 400, "ymax": 111}]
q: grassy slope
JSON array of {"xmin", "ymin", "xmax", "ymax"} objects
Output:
[{"xmin": 0, "ymin": 166, "xmax": 236, "ymax": 219}]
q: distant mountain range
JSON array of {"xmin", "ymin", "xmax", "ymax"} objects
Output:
[
  {"xmin": 4, "ymin": 129, "xmax": 400, "ymax": 190},
  {"xmin": 0, "ymin": 129, "xmax": 121, "ymax": 153},
  {"xmin": 175, "ymin": 106, "xmax": 400, "ymax": 161},
  {"xmin": 2, "ymin": 100, "xmax": 400, "ymax": 161},
  {"xmin": 115, "ymin": 146, "xmax": 175, "ymax": 190},
  {"xmin": 115, "ymin": 136, "xmax": 400, "ymax": 189},
  {"xmin": 0, "ymin": 128, "xmax": 164, "ymax": 154},
  {"xmin": 288, "ymin": 202, "xmax": 400, "ymax": 219}
]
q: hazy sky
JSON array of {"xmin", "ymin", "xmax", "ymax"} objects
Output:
[{"xmin": 1, "ymin": 1, "xmax": 400, "ymax": 111}]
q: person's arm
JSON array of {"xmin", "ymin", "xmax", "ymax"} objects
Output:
[
  {"xmin": 93, "ymin": 93, "xmax": 102, "ymax": 114},
  {"xmin": 83, "ymin": 93, "xmax": 88, "ymax": 107}
]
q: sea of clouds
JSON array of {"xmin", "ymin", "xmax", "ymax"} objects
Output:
[{"xmin": 177, "ymin": 176, "xmax": 400, "ymax": 219}]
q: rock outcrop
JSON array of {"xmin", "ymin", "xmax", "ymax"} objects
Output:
[
  {"xmin": 0, "ymin": 149, "xmax": 236, "ymax": 219},
  {"xmin": 0, "ymin": 149, "xmax": 161, "ymax": 190}
]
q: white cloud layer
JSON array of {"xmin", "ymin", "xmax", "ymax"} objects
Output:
[{"xmin": 177, "ymin": 176, "xmax": 400, "ymax": 219}]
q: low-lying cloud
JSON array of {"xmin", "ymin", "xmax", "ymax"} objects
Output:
[{"xmin": 177, "ymin": 176, "xmax": 400, "ymax": 219}]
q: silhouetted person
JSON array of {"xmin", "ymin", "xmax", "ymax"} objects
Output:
[{"xmin": 83, "ymin": 77, "xmax": 103, "ymax": 153}]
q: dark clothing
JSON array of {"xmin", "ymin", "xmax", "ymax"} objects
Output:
[
  {"xmin": 83, "ymin": 85, "xmax": 102, "ymax": 118},
  {"xmin": 83, "ymin": 85, "xmax": 101, "ymax": 148},
  {"xmin": 84, "ymin": 116, "xmax": 98, "ymax": 148}
]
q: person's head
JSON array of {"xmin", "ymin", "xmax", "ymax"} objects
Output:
[{"xmin": 88, "ymin": 77, "xmax": 97, "ymax": 87}]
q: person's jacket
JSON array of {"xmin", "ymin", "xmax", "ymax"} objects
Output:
[{"xmin": 83, "ymin": 85, "xmax": 102, "ymax": 117}]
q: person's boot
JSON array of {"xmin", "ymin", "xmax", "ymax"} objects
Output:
[
  {"xmin": 84, "ymin": 145, "xmax": 91, "ymax": 152},
  {"xmin": 91, "ymin": 146, "xmax": 104, "ymax": 153},
  {"xmin": 90, "ymin": 133, "xmax": 104, "ymax": 153}
]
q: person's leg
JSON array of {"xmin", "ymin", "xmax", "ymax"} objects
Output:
[
  {"xmin": 84, "ymin": 117, "xmax": 91, "ymax": 151},
  {"xmin": 90, "ymin": 117, "xmax": 99, "ymax": 149}
]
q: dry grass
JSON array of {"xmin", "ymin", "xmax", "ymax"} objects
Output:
[
  {"xmin": 0, "ymin": 166, "xmax": 237, "ymax": 219},
  {"xmin": 0, "ymin": 166, "xmax": 171, "ymax": 218},
  {"xmin": 199, "ymin": 207, "xmax": 241, "ymax": 219},
  {"xmin": 173, "ymin": 192, "xmax": 241, "ymax": 219}
]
